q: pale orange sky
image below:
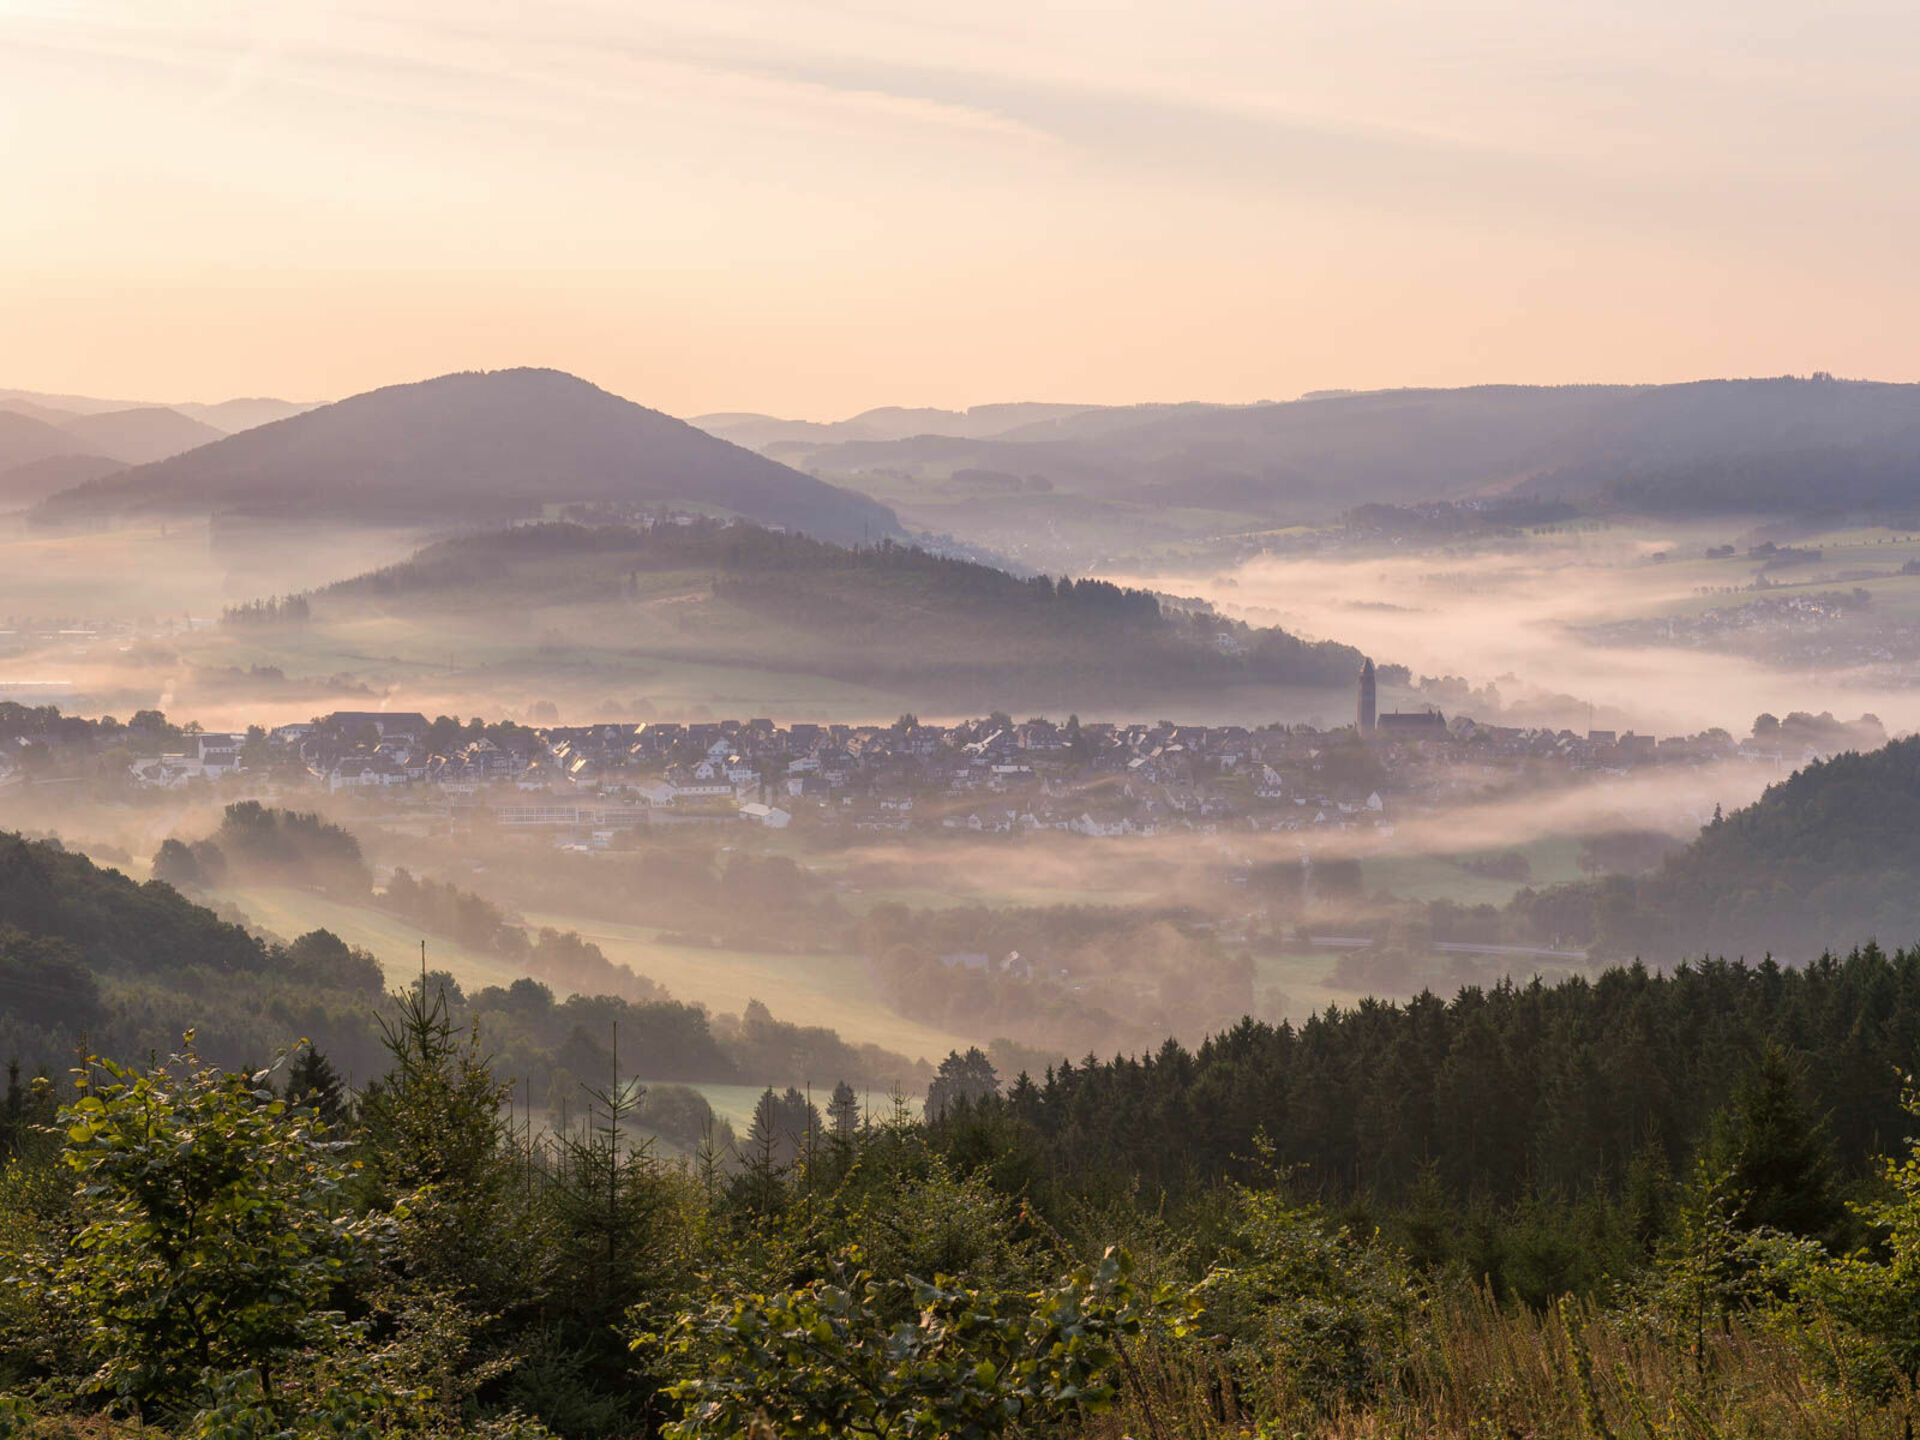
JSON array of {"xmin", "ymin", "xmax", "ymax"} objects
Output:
[{"xmin": 3, "ymin": 0, "xmax": 1917, "ymax": 418}]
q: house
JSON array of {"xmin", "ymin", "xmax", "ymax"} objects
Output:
[
  {"xmin": 738, "ymin": 802, "xmax": 792, "ymax": 829},
  {"xmin": 195, "ymin": 732, "xmax": 245, "ymax": 777},
  {"xmin": 326, "ymin": 755, "xmax": 409, "ymax": 792},
  {"xmin": 130, "ymin": 754, "xmax": 204, "ymax": 789}
]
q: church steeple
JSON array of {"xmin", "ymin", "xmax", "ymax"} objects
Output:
[{"xmin": 1358, "ymin": 657, "xmax": 1377, "ymax": 735}]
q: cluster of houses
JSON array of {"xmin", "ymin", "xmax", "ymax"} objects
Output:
[{"xmin": 92, "ymin": 705, "xmax": 1803, "ymax": 843}]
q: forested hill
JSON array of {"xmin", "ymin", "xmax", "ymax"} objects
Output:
[
  {"xmin": 0, "ymin": 832, "xmax": 264, "ymax": 977},
  {"xmin": 322, "ymin": 519, "xmax": 1369, "ymax": 693},
  {"xmin": 1510, "ymin": 736, "xmax": 1920, "ymax": 961},
  {"xmin": 31, "ymin": 368, "xmax": 901, "ymax": 545}
]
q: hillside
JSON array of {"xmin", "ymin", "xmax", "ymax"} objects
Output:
[
  {"xmin": 313, "ymin": 519, "xmax": 1367, "ymax": 705},
  {"xmin": 1518, "ymin": 734, "xmax": 1920, "ymax": 961},
  {"xmin": 34, "ymin": 368, "xmax": 903, "ymax": 544},
  {"xmin": 0, "ymin": 832, "xmax": 266, "ymax": 977},
  {"xmin": 744, "ymin": 379, "xmax": 1920, "ymax": 566}
]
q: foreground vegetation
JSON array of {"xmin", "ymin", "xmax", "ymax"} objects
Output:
[{"xmin": 7, "ymin": 934, "xmax": 1920, "ymax": 1438}]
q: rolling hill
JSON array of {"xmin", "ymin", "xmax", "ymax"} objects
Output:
[
  {"xmin": 34, "ymin": 368, "xmax": 903, "ymax": 545},
  {"xmin": 293, "ymin": 518, "xmax": 1367, "ymax": 712}
]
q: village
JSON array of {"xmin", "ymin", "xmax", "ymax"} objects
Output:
[{"xmin": 17, "ymin": 683, "xmax": 1844, "ymax": 847}]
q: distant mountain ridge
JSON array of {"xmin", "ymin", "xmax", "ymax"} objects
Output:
[
  {"xmin": 0, "ymin": 389, "xmax": 310, "ymax": 504},
  {"xmin": 56, "ymin": 406, "xmax": 224, "ymax": 465},
  {"xmin": 722, "ymin": 379, "xmax": 1920, "ymax": 553},
  {"xmin": 0, "ymin": 388, "xmax": 314, "ymax": 430},
  {"xmin": 34, "ymin": 369, "xmax": 903, "ymax": 545},
  {"xmin": 692, "ymin": 402, "xmax": 1110, "ymax": 450}
]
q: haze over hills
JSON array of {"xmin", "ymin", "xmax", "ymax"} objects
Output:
[
  {"xmin": 711, "ymin": 378, "xmax": 1920, "ymax": 568},
  {"xmin": 1515, "ymin": 732, "xmax": 1920, "ymax": 965},
  {"xmin": 0, "ymin": 388, "xmax": 314, "ymax": 431},
  {"xmin": 0, "ymin": 410, "xmax": 89, "ymax": 473},
  {"xmin": 172, "ymin": 397, "xmax": 318, "ymax": 432},
  {"xmin": 0, "ymin": 389, "xmax": 313, "ymax": 506},
  {"xmin": 309, "ymin": 518, "xmax": 1367, "ymax": 708},
  {"xmin": 54, "ymin": 406, "xmax": 224, "ymax": 466},
  {"xmin": 0, "ymin": 404, "xmax": 220, "ymax": 469},
  {"xmin": 134, "ymin": 517, "xmax": 1372, "ymax": 723},
  {"xmin": 34, "ymin": 368, "xmax": 902, "ymax": 545},
  {"xmin": 0, "ymin": 453, "xmax": 129, "ymax": 507},
  {"xmin": 693, "ymin": 402, "xmax": 1121, "ymax": 450}
]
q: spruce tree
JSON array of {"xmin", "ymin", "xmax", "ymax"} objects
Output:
[
  {"xmin": 827, "ymin": 1080, "xmax": 860, "ymax": 1137},
  {"xmin": 1720, "ymin": 1042, "xmax": 1843, "ymax": 1241}
]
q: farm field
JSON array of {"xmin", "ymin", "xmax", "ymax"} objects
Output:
[{"xmin": 1252, "ymin": 950, "xmax": 1347, "ymax": 1020}]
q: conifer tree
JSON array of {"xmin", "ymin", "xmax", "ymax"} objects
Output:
[
  {"xmin": 827, "ymin": 1080, "xmax": 860, "ymax": 1137},
  {"xmin": 1719, "ymin": 1042, "xmax": 1843, "ymax": 1241}
]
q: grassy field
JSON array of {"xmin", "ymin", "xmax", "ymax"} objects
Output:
[
  {"xmin": 637, "ymin": 1080, "xmax": 920, "ymax": 1136},
  {"xmin": 1363, "ymin": 834, "xmax": 1587, "ymax": 907},
  {"xmin": 1253, "ymin": 950, "xmax": 1347, "ymax": 1020},
  {"xmin": 221, "ymin": 884, "xmax": 539, "ymax": 993}
]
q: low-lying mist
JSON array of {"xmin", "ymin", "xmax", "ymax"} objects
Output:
[{"xmin": 1113, "ymin": 520, "xmax": 1920, "ymax": 736}]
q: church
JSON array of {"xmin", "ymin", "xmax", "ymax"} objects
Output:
[{"xmin": 1358, "ymin": 658, "xmax": 1447, "ymax": 738}]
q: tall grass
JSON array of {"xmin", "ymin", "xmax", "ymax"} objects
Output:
[{"xmin": 1087, "ymin": 1288, "xmax": 1917, "ymax": 1440}]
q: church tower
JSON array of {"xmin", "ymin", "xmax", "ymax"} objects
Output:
[{"xmin": 1358, "ymin": 657, "xmax": 1377, "ymax": 736}]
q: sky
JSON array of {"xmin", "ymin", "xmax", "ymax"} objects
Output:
[{"xmin": 3, "ymin": 0, "xmax": 1919, "ymax": 418}]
